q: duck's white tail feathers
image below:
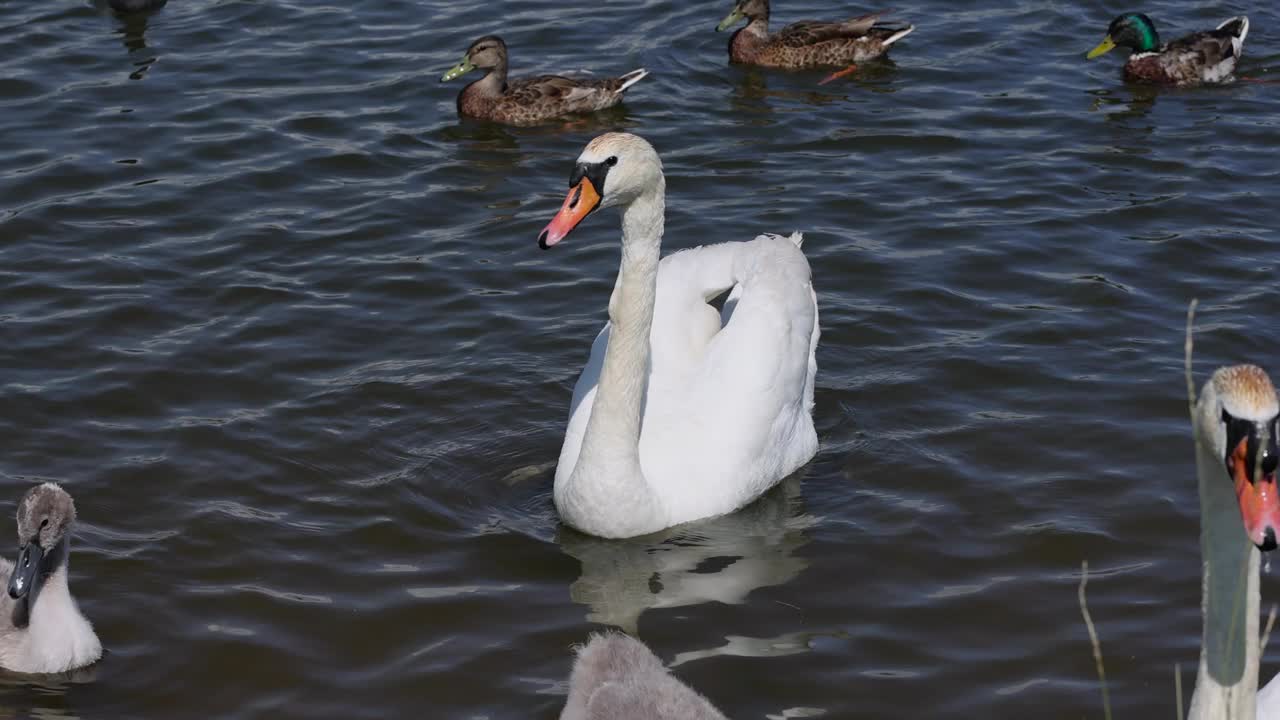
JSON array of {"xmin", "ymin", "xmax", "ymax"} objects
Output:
[
  {"xmin": 1218, "ymin": 15, "xmax": 1249, "ymax": 40},
  {"xmin": 1218, "ymin": 16, "xmax": 1249, "ymax": 58},
  {"xmin": 882, "ymin": 24, "xmax": 915, "ymax": 47},
  {"xmin": 617, "ymin": 68, "xmax": 649, "ymax": 93}
]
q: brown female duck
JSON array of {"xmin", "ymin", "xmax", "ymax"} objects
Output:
[
  {"xmin": 440, "ymin": 36, "xmax": 648, "ymax": 126},
  {"xmin": 715, "ymin": 0, "xmax": 914, "ymax": 69}
]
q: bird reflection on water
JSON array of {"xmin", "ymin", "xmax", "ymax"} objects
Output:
[{"xmin": 557, "ymin": 476, "xmax": 817, "ymax": 633}]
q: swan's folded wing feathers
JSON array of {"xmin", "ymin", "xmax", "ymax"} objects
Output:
[
  {"xmin": 655, "ymin": 233, "xmax": 806, "ymax": 301},
  {"xmin": 1257, "ymin": 669, "xmax": 1280, "ymax": 717},
  {"xmin": 643, "ymin": 234, "xmax": 817, "ymax": 503}
]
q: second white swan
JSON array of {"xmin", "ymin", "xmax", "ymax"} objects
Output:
[
  {"xmin": 538, "ymin": 133, "xmax": 820, "ymax": 539},
  {"xmin": 1188, "ymin": 364, "xmax": 1280, "ymax": 719}
]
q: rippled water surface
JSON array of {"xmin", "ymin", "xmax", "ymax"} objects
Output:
[{"xmin": 2, "ymin": 0, "xmax": 1280, "ymax": 717}]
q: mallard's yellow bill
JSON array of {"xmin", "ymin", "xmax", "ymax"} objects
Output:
[
  {"xmin": 716, "ymin": 8, "xmax": 744, "ymax": 32},
  {"xmin": 1086, "ymin": 36, "xmax": 1116, "ymax": 60},
  {"xmin": 440, "ymin": 56, "xmax": 475, "ymax": 82}
]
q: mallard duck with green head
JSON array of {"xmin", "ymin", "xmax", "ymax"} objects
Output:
[
  {"xmin": 440, "ymin": 36, "xmax": 648, "ymax": 126},
  {"xmin": 1086, "ymin": 13, "xmax": 1250, "ymax": 86},
  {"xmin": 715, "ymin": 0, "xmax": 914, "ymax": 69}
]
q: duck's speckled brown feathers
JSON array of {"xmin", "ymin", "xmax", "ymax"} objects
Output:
[
  {"xmin": 1124, "ymin": 20, "xmax": 1247, "ymax": 86},
  {"xmin": 774, "ymin": 15, "xmax": 889, "ymax": 47},
  {"xmin": 726, "ymin": 5, "xmax": 913, "ymax": 69},
  {"xmin": 460, "ymin": 73, "xmax": 643, "ymax": 126},
  {"xmin": 447, "ymin": 36, "xmax": 647, "ymax": 126}
]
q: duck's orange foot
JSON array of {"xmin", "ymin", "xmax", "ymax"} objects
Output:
[{"xmin": 818, "ymin": 64, "xmax": 858, "ymax": 85}]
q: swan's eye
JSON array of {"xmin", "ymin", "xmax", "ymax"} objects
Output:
[
  {"xmin": 1221, "ymin": 409, "xmax": 1280, "ymax": 480},
  {"xmin": 1266, "ymin": 418, "xmax": 1280, "ymax": 475},
  {"xmin": 605, "ymin": 156, "xmax": 618, "ymax": 167},
  {"xmin": 39, "ymin": 518, "xmax": 48, "ymax": 529}
]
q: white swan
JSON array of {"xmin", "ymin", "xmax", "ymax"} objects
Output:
[
  {"xmin": 560, "ymin": 632, "xmax": 728, "ymax": 720},
  {"xmin": 537, "ymin": 132, "xmax": 819, "ymax": 539},
  {"xmin": 1189, "ymin": 365, "xmax": 1280, "ymax": 719},
  {"xmin": 0, "ymin": 483, "xmax": 101, "ymax": 674}
]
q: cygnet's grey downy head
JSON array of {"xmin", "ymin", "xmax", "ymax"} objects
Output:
[
  {"xmin": 1199, "ymin": 365, "xmax": 1280, "ymax": 551},
  {"xmin": 538, "ymin": 133, "xmax": 663, "ymax": 249},
  {"xmin": 8, "ymin": 483, "xmax": 76, "ymax": 628}
]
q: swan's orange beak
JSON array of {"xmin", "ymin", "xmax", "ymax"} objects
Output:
[
  {"xmin": 1229, "ymin": 436, "xmax": 1280, "ymax": 551},
  {"xmin": 539, "ymin": 177, "xmax": 601, "ymax": 250}
]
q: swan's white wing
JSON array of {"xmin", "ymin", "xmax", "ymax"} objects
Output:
[
  {"xmin": 638, "ymin": 234, "xmax": 819, "ymax": 523},
  {"xmin": 556, "ymin": 233, "xmax": 818, "ymax": 527},
  {"xmin": 1258, "ymin": 670, "xmax": 1280, "ymax": 718},
  {"xmin": 557, "ymin": 235, "xmax": 783, "ymax": 485}
]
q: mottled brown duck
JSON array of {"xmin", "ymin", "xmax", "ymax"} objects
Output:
[
  {"xmin": 715, "ymin": 0, "xmax": 913, "ymax": 69},
  {"xmin": 440, "ymin": 36, "xmax": 648, "ymax": 126},
  {"xmin": 1086, "ymin": 13, "xmax": 1250, "ymax": 86}
]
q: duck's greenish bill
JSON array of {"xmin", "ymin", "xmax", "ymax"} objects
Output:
[
  {"xmin": 716, "ymin": 8, "xmax": 744, "ymax": 32},
  {"xmin": 440, "ymin": 56, "xmax": 474, "ymax": 82}
]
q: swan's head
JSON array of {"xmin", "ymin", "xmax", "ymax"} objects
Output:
[
  {"xmin": 1196, "ymin": 365, "xmax": 1280, "ymax": 551},
  {"xmin": 8, "ymin": 483, "xmax": 76, "ymax": 628},
  {"xmin": 538, "ymin": 133, "xmax": 663, "ymax": 249}
]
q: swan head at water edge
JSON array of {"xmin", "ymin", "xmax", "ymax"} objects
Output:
[
  {"xmin": 538, "ymin": 133, "xmax": 663, "ymax": 249},
  {"xmin": 7, "ymin": 484, "xmax": 77, "ymax": 629},
  {"xmin": 1195, "ymin": 364, "xmax": 1280, "ymax": 551}
]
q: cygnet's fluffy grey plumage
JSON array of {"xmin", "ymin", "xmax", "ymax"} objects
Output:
[
  {"xmin": 560, "ymin": 633, "xmax": 728, "ymax": 720},
  {"xmin": 0, "ymin": 483, "xmax": 101, "ymax": 673}
]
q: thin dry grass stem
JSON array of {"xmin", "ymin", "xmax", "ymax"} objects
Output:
[
  {"xmin": 1185, "ymin": 299, "xmax": 1198, "ymax": 414},
  {"xmin": 1262, "ymin": 603, "xmax": 1278, "ymax": 654},
  {"xmin": 1175, "ymin": 663, "xmax": 1185, "ymax": 720},
  {"xmin": 1080, "ymin": 560, "xmax": 1113, "ymax": 720},
  {"xmin": 1177, "ymin": 300, "xmax": 1197, "ymax": 720}
]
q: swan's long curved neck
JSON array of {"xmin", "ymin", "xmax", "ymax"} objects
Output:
[
  {"xmin": 1191, "ymin": 440, "xmax": 1261, "ymax": 720},
  {"xmin": 563, "ymin": 180, "xmax": 666, "ymax": 538}
]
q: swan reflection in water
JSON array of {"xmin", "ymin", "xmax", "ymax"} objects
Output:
[{"xmin": 557, "ymin": 476, "xmax": 817, "ymax": 633}]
